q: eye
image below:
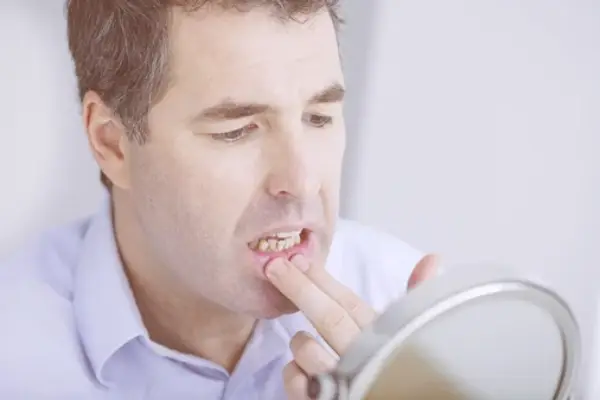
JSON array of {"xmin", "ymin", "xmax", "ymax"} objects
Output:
[
  {"xmin": 211, "ymin": 123, "xmax": 259, "ymax": 143},
  {"xmin": 303, "ymin": 113, "xmax": 333, "ymax": 128}
]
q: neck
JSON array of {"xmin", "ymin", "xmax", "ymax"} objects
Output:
[{"xmin": 111, "ymin": 192, "xmax": 256, "ymax": 372}]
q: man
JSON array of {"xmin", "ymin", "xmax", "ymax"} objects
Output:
[{"xmin": 0, "ymin": 0, "xmax": 437, "ymax": 398}]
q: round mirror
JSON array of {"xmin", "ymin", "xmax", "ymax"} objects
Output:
[{"xmin": 313, "ymin": 266, "xmax": 581, "ymax": 400}]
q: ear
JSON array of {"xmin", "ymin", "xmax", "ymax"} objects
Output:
[{"xmin": 82, "ymin": 91, "xmax": 131, "ymax": 190}]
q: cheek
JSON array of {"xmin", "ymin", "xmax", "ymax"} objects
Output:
[
  {"xmin": 314, "ymin": 127, "xmax": 345, "ymax": 185},
  {"xmin": 155, "ymin": 139, "xmax": 261, "ymax": 233},
  {"xmin": 318, "ymin": 129, "xmax": 345, "ymax": 212}
]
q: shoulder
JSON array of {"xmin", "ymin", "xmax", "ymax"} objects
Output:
[
  {"xmin": 0, "ymin": 214, "xmax": 94, "ymax": 301},
  {"xmin": 0, "ymin": 218, "xmax": 95, "ymax": 395},
  {"xmin": 327, "ymin": 219, "xmax": 424, "ymax": 311}
]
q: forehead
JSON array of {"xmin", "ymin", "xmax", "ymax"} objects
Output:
[{"xmin": 166, "ymin": 7, "xmax": 343, "ymax": 107}]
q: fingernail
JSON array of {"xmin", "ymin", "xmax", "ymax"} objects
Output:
[
  {"xmin": 290, "ymin": 254, "xmax": 310, "ymax": 272},
  {"xmin": 265, "ymin": 258, "xmax": 287, "ymax": 279}
]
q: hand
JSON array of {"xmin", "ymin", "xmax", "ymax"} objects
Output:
[{"xmin": 264, "ymin": 254, "xmax": 439, "ymax": 399}]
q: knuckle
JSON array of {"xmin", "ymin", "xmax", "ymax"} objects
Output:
[
  {"xmin": 292, "ymin": 334, "xmax": 316, "ymax": 357},
  {"xmin": 341, "ymin": 296, "xmax": 363, "ymax": 315},
  {"xmin": 290, "ymin": 331, "xmax": 312, "ymax": 346},
  {"xmin": 320, "ymin": 310, "xmax": 351, "ymax": 335},
  {"xmin": 340, "ymin": 296, "xmax": 375, "ymax": 326},
  {"xmin": 294, "ymin": 345, "xmax": 314, "ymax": 365}
]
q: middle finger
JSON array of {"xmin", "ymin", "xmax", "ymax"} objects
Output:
[
  {"xmin": 291, "ymin": 254, "xmax": 377, "ymax": 327},
  {"xmin": 266, "ymin": 258, "xmax": 361, "ymax": 354}
]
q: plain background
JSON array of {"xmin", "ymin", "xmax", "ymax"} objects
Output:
[
  {"xmin": 1, "ymin": 0, "xmax": 598, "ymax": 396},
  {"xmin": 339, "ymin": 1, "xmax": 600, "ymax": 394}
]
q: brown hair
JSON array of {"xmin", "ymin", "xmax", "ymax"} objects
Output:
[{"xmin": 66, "ymin": 0, "xmax": 342, "ymax": 188}]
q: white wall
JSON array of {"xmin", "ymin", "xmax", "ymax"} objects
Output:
[
  {"xmin": 341, "ymin": 0, "xmax": 600, "ymax": 394},
  {"xmin": 0, "ymin": 0, "xmax": 104, "ymax": 256}
]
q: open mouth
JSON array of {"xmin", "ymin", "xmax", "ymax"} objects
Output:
[{"xmin": 248, "ymin": 229, "xmax": 309, "ymax": 253}]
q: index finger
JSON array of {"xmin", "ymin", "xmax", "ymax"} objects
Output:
[
  {"xmin": 291, "ymin": 254, "xmax": 377, "ymax": 327},
  {"xmin": 265, "ymin": 258, "xmax": 365, "ymax": 354}
]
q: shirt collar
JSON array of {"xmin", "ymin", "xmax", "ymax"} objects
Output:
[
  {"xmin": 73, "ymin": 198, "xmax": 147, "ymax": 387},
  {"xmin": 72, "ymin": 199, "xmax": 303, "ymax": 387}
]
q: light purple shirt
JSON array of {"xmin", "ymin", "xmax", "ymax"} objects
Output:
[{"xmin": 0, "ymin": 199, "xmax": 421, "ymax": 399}]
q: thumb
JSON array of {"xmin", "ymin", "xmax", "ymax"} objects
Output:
[{"xmin": 407, "ymin": 254, "xmax": 440, "ymax": 291}]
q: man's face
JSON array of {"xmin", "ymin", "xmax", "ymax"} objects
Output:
[{"xmin": 125, "ymin": 7, "xmax": 346, "ymax": 317}]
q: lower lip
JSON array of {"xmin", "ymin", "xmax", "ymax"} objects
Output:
[{"xmin": 249, "ymin": 231, "xmax": 315, "ymax": 269}]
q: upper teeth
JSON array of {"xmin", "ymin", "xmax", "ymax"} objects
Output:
[{"xmin": 253, "ymin": 231, "xmax": 302, "ymax": 252}]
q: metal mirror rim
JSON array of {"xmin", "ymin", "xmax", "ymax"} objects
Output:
[{"xmin": 333, "ymin": 266, "xmax": 581, "ymax": 400}]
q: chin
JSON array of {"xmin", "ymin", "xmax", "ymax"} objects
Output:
[
  {"xmin": 241, "ymin": 281, "xmax": 299, "ymax": 319},
  {"xmin": 259, "ymin": 300, "xmax": 299, "ymax": 319}
]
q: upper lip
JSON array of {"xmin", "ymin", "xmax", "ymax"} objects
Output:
[{"xmin": 249, "ymin": 223, "xmax": 318, "ymax": 241}]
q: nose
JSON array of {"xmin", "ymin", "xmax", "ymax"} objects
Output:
[{"xmin": 264, "ymin": 128, "xmax": 319, "ymax": 200}]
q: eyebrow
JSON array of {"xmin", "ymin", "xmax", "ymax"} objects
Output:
[
  {"xmin": 308, "ymin": 82, "xmax": 346, "ymax": 104},
  {"xmin": 191, "ymin": 82, "xmax": 346, "ymax": 122}
]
